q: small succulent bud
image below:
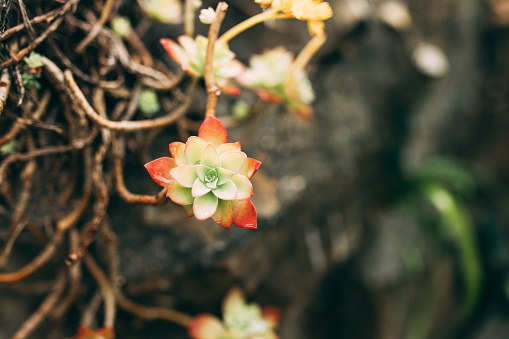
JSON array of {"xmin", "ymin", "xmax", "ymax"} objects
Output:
[
  {"xmin": 22, "ymin": 73, "xmax": 41, "ymax": 89},
  {"xmin": 232, "ymin": 100, "xmax": 250, "ymax": 119},
  {"xmin": 138, "ymin": 89, "xmax": 160, "ymax": 116},
  {"xmin": 111, "ymin": 16, "xmax": 132, "ymax": 39},
  {"xmin": 199, "ymin": 7, "xmax": 216, "ymax": 24},
  {"xmin": 160, "ymin": 35, "xmax": 244, "ymax": 95},
  {"xmin": 0, "ymin": 140, "xmax": 17, "ymax": 155},
  {"xmin": 24, "ymin": 52, "xmax": 43, "ymax": 70}
]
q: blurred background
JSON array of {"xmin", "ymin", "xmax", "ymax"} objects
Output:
[{"xmin": 3, "ymin": 0, "xmax": 509, "ymax": 338}]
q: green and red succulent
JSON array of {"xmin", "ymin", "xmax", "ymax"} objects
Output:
[
  {"xmin": 65, "ymin": 325, "xmax": 114, "ymax": 339},
  {"xmin": 160, "ymin": 35, "xmax": 244, "ymax": 95},
  {"xmin": 145, "ymin": 116, "xmax": 261, "ymax": 229},
  {"xmin": 237, "ymin": 46, "xmax": 315, "ymax": 121},
  {"xmin": 188, "ymin": 287, "xmax": 281, "ymax": 339}
]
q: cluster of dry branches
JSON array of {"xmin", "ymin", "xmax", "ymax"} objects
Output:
[{"xmin": 0, "ymin": 0, "xmax": 230, "ymax": 337}]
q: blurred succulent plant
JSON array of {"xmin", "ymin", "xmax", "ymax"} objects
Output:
[
  {"xmin": 111, "ymin": 16, "xmax": 132, "ymax": 39},
  {"xmin": 138, "ymin": 89, "xmax": 160, "ymax": 116},
  {"xmin": 65, "ymin": 325, "xmax": 114, "ymax": 339},
  {"xmin": 237, "ymin": 47, "xmax": 314, "ymax": 121},
  {"xmin": 160, "ymin": 35, "xmax": 244, "ymax": 95},
  {"xmin": 188, "ymin": 287, "xmax": 280, "ymax": 339}
]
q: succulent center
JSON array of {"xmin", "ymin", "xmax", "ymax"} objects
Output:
[{"xmin": 204, "ymin": 168, "xmax": 218, "ymax": 189}]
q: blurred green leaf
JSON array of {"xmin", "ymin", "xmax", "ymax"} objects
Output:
[
  {"xmin": 423, "ymin": 184, "xmax": 482, "ymax": 319},
  {"xmin": 417, "ymin": 157, "xmax": 476, "ymax": 196}
]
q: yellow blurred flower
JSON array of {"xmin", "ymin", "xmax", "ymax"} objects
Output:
[
  {"xmin": 254, "ymin": 0, "xmax": 331, "ymax": 36},
  {"xmin": 289, "ymin": 0, "xmax": 332, "ymax": 21},
  {"xmin": 255, "ymin": 0, "xmax": 332, "ymax": 22}
]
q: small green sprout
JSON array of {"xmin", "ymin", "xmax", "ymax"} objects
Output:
[
  {"xmin": 138, "ymin": 89, "xmax": 160, "ymax": 116},
  {"xmin": 111, "ymin": 16, "xmax": 132, "ymax": 39},
  {"xmin": 24, "ymin": 52, "xmax": 43, "ymax": 70},
  {"xmin": 0, "ymin": 140, "xmax": 17, "ymax": 155},
  {"xmin": 22, "ymin": 73, "xmax": 41, "ymax": 89},
  {"xmin": 232, "ymin": 100, "xmax": 249, "ymax": 119}
]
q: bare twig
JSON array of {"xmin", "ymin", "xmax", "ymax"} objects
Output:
[
  {"xmin": 81, "ymin": 290, "xmax": 103, "ymax": 328},
  {"xmin": 64, "ymin": 70, "xmax": 196, "ymax": 131},
  {"xmin": 0, "ymin": 159, "xmax": 36, "ymax": 268},
  {"xmin": 75, "ymin": 0, "xmax": 116, "ymax": 53},
  {"xmin": 67, "ymin": 15, "xmax": 180, "ymax": 89},
  {"xmin": 52, "ymin": 229, "xmax": 82, "ymax": 318},
  {"xmin": 56, "ymin": 147, "xmax": 93, "ymax": 233},
  {"xmin": 0, "ymin": 17, "xmax": 64, "ymax": 70},
  {"xmin": 117, "ymin": 294, "xmax": 192, "ymax": 327},
  {"xmin": 119, "ymin": 82, "xmax": 142, "ymax": 121},
  {"xmin": 204, "ymin": 2, "xmax": 228, "ymax": 118},
  {"xmin": 0, "ymin": 8, "xmax": 60, "ymax": 42},
  {"xmin": 112, "ymin": 136, "xmax": 168, "ymax": 205},
  {"xmin": 83, "ymin": 255, "xmax": 116, "ymax": 328},
  {"xmin": 10, "ymin": 271, "xmax": 67, "ymax": 339},
  {"xmin": 0, "ymin": 127, "xmax": 98, "ymax": 187},
  {"xmin": 126, "ymin": 31, "xmax": 153, "ymax": 67},
  {"xmin": 66, "ymin": 136, "xmax": 110, "ymax": 264},
  {"xmin": 0, "ymin": 90, "xmax": 51, "ymax": 146},
  {"xmin": 16, "ymin": 0, "xmax": 37, "ymax": 40},
  {"xmin": 100, "ymin": 222, "xmax": 192, "ymax": 328},
  {"xmin": 0, "ymin": 233, "xmax": 63, "ymax": 283},
  {"xmin": 0, "ymin": 0, "xmax": 81, "ymax": 70},
  {"xmin": 49, "ymin": 40, "xmax": 107, "ymax": 85}
]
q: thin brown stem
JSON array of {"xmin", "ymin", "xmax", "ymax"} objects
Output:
[
  {"xmin": 0, "ymin": 159, "xmax": 36, "ymax": 268},
  {"xmin": 66, "ymin": 137, "xmax": 110, "ymax": 264},
  {"xmin": 81, "ymin": 290, "xmax": 103, "ymax": 328},
  {"xmin": 67, "ymin": 16, "xmax": 180, "ymax": 89},
  {"xmin": 293, "ymin": 33, "xmax": 327, "ymax": 71},
  {"xmin": 0, "ymin": 8, "xmax": 61, "ymax": 42},
  {"xmin": 216, "ymin": 8, "xmax": 282, "ymax": 45},
  {"xmin": 112, "ymin": 136, "xmax": 168, "ymax": 205},
  {"xmin": 0, "ymin": 233, "xmax": 63, "ymax": 283},
  {"xmin": 10, "ymin": 271, "xmax": 67, "ymax": 339},
  {"xmin": 0, "ymin": 128, "xmax": 97, "ymax": 187},
  {"xmin": 64, "ymin": 70, "xmax": 196, "ymax": 131},
  {"xmin": 83, "ymin": 255, "xmax": 116, "ymax": 328},
  {"xmin": 52, "ymin": 229, "xmax": 82, "ymax": 318},
  {"xmin": 75, "ymin": 0, "xmax": 116, "ymax": 53},
  {"xmin": 204, "ymin": 2, "xmax": 228, "ymax": 118},
  {"xmin": 100, "ymin": 222, "xmax": 192, "ymax": 328},
  {"xmin": 17, "ymin": 0, "xmax": 37, "ymax": 40},
  {"xmin": 56, "ymin": 147, "xmax": 93, "ymax": 233},
  {"xmin": 117, "ymin": 294, "xmax": 192, "ymax": 327},
  {"xmin": 0, "ymin": 90, "xmax": 51, "ymax": 146},
  {"xmin": 0, "ymin": 17, "xmax": 64, "ymax": 70},
  {"xmin": 126, "ymin": 31, "xmax": 153, "ymax": 67}
]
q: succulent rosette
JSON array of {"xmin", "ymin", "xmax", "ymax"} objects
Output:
[
  {"xmin": 237, "ymin": 47, "xmax": 315, "ymax": 121},
  {"xmin": 188, "ymin": 287, "xmax": 281, "ymax": 339},
  {"xmin": 145, "ymin": 116, "xmax": 261, "ymax": 229},
  {"xmin": 65, "ymin": 325, "xmax": 114, "ymax": 339},
  {"xmin": 160, "ymin": 35, "xmax": 244, "ymax": 95}
]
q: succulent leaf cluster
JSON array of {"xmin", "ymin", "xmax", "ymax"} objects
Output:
[{"xmin": 145, "ymin": 116, "xmax": 261, "ymax": 229}]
